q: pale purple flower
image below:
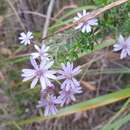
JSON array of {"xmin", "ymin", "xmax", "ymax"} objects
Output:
[
  {"xmin": 74, "ymin": 10, "xmax": 98, "ymax": 33},
  {"xmin": 57, "ymin": 62, "xmax": 81, "ymax": 90},
  {"xmin": 19, "ymin": 31, "xmax": 33, "ymax": 45},
  {"xmin": 58, "ymin": 86, "xmax": 82, "ymax": 106},
  {"xmin": 113, "ymin": 35, "xmax": 130, "ymax": 59},
  {"xmin": 31, "ymin": 44, "xmax": 50, "ymax": 60},
  {"xmin": 40, "ymin": 84, "xmax": 55, "ymax": 97},
  {"xmin": 21, "ymin": 58, "xmax": 57, "ymax": 90},
  {"xmin": 37, "ymin": 95, "xmax": 59, "ymax": 116}
]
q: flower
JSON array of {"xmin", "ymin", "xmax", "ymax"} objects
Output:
[
  {"xmin": 113, "ymin": 35, "xmax": 130, "ymax": 59},
  {"xmin": 31, "ymin": 44, "xmax": 50, "ymax": 60},
  {"xmin": 40, "ymin": 84, "xmax": 55, "ymax": 97},
  {"xmin": 58, "ymin": 86, "xmax": 82, "ymax": 106},
  {"xmin": 21, "ymin": 58, "xmax": 57, "ymax": 90},
  {"xmin": 37, "ymin": 94, "xmax": 59, "ymax": 116},
  {"xmin": 57, "ymin": 62, "xmax": 81, "ymax": 90},
  {"xmin": 19, "ymin": 31, "xmax": 33, "ymax": 45},
  {"xmin": 74, "ymin": 10, "xmax": 98, "ymax": 33}
]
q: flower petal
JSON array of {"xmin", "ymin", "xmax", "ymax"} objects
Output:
[
  {"xmin": 75, "ymin": 23, "xmax": 83, "ymax": 30},
  {"xmin": 88, "ymin": 19, "xmax": 98, "ymax": 26},
  {"xmin": 41, "ymin": 61, "xmax": 53, "ymax": 70},
  {"xmin": 77, "ymin": 12, "xmax": 82, "ymax": 18},
  {"xmin": 72, "ymin": 66, "xmax": 81, "ymax": 75},
  {"xmin": 31, "ymin": 77, "xmax": 38, "ymax": 88},
  {"xmin": 113, "ymin": 44, "xmax": 123, "ymax": 51},
  {"xmin": 22, "ymin": 75, "xmax": 34, "ymax": 81},
  {"xmin": 40, "ymin": 76, "xmax": 46, "ymax": 90},
  {"xmin": 74, "ymin": 16, "xmax": 79, "ymax": 21},
  {"xmin": 27, "ymin": 31, "xmax": 33, "ymax": 37},
  {"xmin": 86, "ymin": 25, "xmax": 91, "ymax": 33},
  {"xmin": 30, "ymin": 58, "xmax": 38, "ymax": 69},
  {"xmin": 120, "ymin": 49, "xmax": 127, "ymax": 59},
  {"xmin": 83, "ymin": 10, "xmax": 86, "ymax": 16},
  {"xmin": 31, "ymin": 53, "xmax": 40, "ymax": 59},
  {"xmin": 34, "ymin": 45, "xmax": 40, "ymax": 51},
  {"xmin": 118, "ymin": 35, "xmax": 125, "ymax": 44},
  {"xmin": 20, "ymin": 32, "xmax": 26, "ymax": 38}
]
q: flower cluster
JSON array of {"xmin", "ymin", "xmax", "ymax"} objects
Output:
[
  {"xmin": 19, "ymin": 9, "xmax": 129, "ymax": 116},
  {"xmin": 20, "ymin": 32, "xmax": 82, "ymax": 116},
  {"xmin": 57, "ymin": 63, "xmax": 82, "ymax": 106}
]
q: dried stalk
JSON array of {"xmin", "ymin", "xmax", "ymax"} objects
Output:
[{"xmin": 42, "ymin": 0, "xmax": 55, "ymax": 43}]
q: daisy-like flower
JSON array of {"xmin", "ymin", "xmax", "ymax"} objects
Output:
[
  {"xmin": 74, "ymin": 10, "xmax": 98, "ymax": 33},
  {"xmin": 19, "ymin": 31, "xmax": 33, "ymax": 45},
  {"xmin": 21, "ymin": 58, "xmax": 57, "ymax": 90},
  {"xmin": 37, "ymin": 94, "xmax": 59, "ymax": 116},
  {"xmin": 31, "ymin": 44, "xmax": 50, "ymax": 60},
  {"xmin": 58, "ymin": 86, "xmax": 82, "ymax": 106},
  {"xmin": 113, "ymin": 35, "xmax": 130, "ymax": 59},
  {"xmin": 57, "ymin": 62, "xmax": 81, "ymax": 90}
]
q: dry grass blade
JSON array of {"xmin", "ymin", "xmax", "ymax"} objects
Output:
[{"xmin": 80, "ymin": 80, "xmax": 96, "ymax": 91}]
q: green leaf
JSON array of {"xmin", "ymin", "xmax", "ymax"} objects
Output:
[{"xmin": 5, "ymin": 87, "xmax": 130, "ymax": 126}]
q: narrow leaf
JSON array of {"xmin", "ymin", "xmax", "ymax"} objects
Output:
[{"xmin": 6, "ymin": 87, "xmax": 130, "ymax": 126}]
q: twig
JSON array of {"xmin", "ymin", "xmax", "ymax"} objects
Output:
[
  {"xmin": 41, "ymin": 0, "xmax": 128, "ymax": 41},
  {"xmin": 5, "ymin": 0, "xmax": 25, "ymax": 30},
  {"xmin": 42, "ymin": 0, "xmax": 55, "ymax": 43}
]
